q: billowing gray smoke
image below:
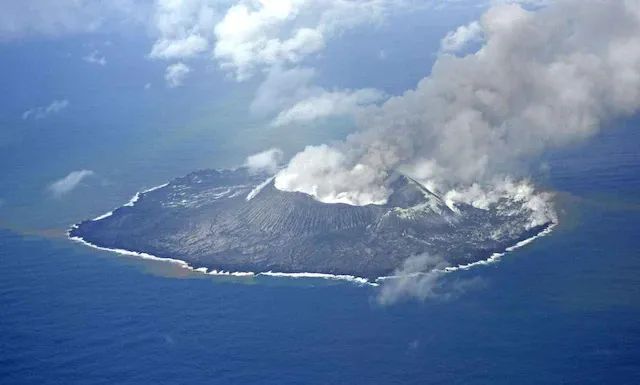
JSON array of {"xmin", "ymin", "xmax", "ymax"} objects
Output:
[{"xmin": 274, "ymin": 0, "xmax": 640, "ymax": 206}]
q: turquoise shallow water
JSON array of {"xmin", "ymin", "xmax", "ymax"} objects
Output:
[{"xmin": 1, "ymin": 123, "xmax": 639, "ymax": 384}]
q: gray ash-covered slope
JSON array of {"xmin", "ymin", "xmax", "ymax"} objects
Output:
[{"xmin": 70, "ymin": 168, "xmax": 551, "ymax": 279}]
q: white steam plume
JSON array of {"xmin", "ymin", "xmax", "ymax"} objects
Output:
[
  {"xmin": 275, "ymin": 0, "xmax": 640, "ymax": 206},
  {"xmin": 377, "ymin": 253, "xmax": 483, "ymax": 305},
  {"xmin": 245, "ymin": 148, "xmax": 284, "ymax": 174},
  {"xmin": 48, "ymin": 169, "xmax": 95, "ymax": 197}
]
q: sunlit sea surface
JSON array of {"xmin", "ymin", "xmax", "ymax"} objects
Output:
[{"xmin": 1, "ymin": 123, "xmax": 639, "ymax": 384}]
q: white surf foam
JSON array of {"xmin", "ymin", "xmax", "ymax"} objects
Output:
[
  {"xmin": 142, "ymin": 182, "xmax": 170, "ymax": 194},
  {"xmin": 124, "ymin": 182, "xmax": 169, "ymax": 207},
  {"xmin": 68, "ymin": 222, "xmax": 556, "ymax": 287},
  {"xmin": 504, "ymin": 223, "xmax": 555, "ymax": 252},
  {"xmin": 207, "ymin": 269, "xmax": 255, "ymax": 277},
  {"xmin": 69, "ymin": 234, "xmax": 190, "ymax": 268},
  {"xmin": 68, "ymin": 180, "xmax": 380, "ymax": 286},
  {"xmin": 68, "ymin": 230, "xmax": 374, "ymax": 285},
  {"xmin": 376, "ymin": 222, "xmax": 557, "ymax": 282},
  {"xmin": 259, "ymin": 271, "xmax": 377, "ymax": 286},
  {"xmin": 92, "ymin": 211, "xmax": 114, "ymax": 221},
  {"xmin": 69, "ymin": 232, "xmax": 258, "ymax": 277},
  {"xmin": 442, "ymin": 222, "xmax": 556, "ymax": 271},
  {"xmin": 92, "ymin": 182, "xmax": 169, "ymax": 221}
]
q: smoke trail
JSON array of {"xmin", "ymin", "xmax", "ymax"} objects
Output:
[
  {"xmin": 274, "ymin": 0, "xmax": 640, "ymax": 206},
  {"xmin": 376, "ymin": 253, "xmax": 484, "ymax": 305}
]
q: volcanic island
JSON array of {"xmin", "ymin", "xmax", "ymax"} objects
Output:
[{"xmin": 69, "ymin": 168, "xmax": 554, "ymax": 282}]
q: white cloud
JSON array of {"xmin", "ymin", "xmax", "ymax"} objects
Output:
[
  {"xmin": 251, "ymin": 67, "xmax": 386, "ymax": 127},
  {"xmin": 434, "ymin": 0, "xmax": 550, "ymax": 9},
  {"xmin": 149, "ymin": 0, "xmax": 406, "ymax": 86},
  {"xmin": 146, "ymin": 0, "xmax": 412, "ymax": 80},
  {"xmin": 245, "ymin": 148, "xmax": 284, "ymax": 174},
  {"xmin": 150, "ymin": 34, "xmax": 209, "ymax": 60},
  {"xmin": 148, "ymin": 0, "xmax": 220, "ymax": 60},
  {"xmin": 48, "ymin": 170, "xmax": 95, "ymax": 197},
  {"xmin": 272, "ymin": 88, "xmax": 386, "ymax": 127},
  {"xmin": 210, "ymin": 1, "xmax": 411, "ymax": 127},
  {"xmin": 0, "ymin": 1, "xmax": 145, "ymax": 40},
  {"xmin": 440, "ymin": 20, "xmax": 483, "ymax": 53},
  {"xmin": 83, "ymin": 50, "xmax": 107, "ymax": 66},
  {"xmin": 250, "ymin": 66, "xmax": 318, "ymax": 116},
  {"xmin": 22, "ymin": 99, "xmax": 69, "ymax": 120},
  {"xmin": 165, "ymin": 62, "xmax": 190, "ymax": 87},
  {"xmin": 145, "ymin": 1, "xmax": 406, "ymax": 123},
  {"xmin": 213, "ymin": 0, "xmax": 396, "ymax": 80},
  {"xmin": 495, "ymin": 0, "xmax": 550, "ymax": 6},
  {"xmin": 214, "ymin": 2, "xmax": 322, "ymax": 81}
]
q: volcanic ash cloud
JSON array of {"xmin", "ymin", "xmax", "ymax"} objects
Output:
[{"xmin": 274, "ymin": 0, "xmax": 640, "ymax": 206}]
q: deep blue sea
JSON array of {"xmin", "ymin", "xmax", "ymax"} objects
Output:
[{"xmin": 1, "ymin": 122, "xmax": 639, "ymax": 384}]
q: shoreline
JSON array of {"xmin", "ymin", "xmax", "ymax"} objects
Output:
[
  {"xmin": 90, "ymin": 183, "xmax": 169, "ymax": 221},
  {"xmin": 67, "ymin": 222, "xmax": 556, "ymax": 288},
  {"xmin": 70, "ymin": 180, "xmax": 557, "ymax": 287},
  {"xmin": 67, "ymin": 226, "xmax": 376, "ymax": 286},
  {"xmin": 376, "ymin": 222, "xmax": 557, "ymax": 282}
]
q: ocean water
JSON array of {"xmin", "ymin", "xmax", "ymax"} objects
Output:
[{"xmin": 1, "ymin": 123, "xmax": 639, "ymax": 384}]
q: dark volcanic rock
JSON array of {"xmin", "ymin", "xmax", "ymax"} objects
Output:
[{"xmin": 70, "ymin": 168, "xmax": 551, "ymax": 280}]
